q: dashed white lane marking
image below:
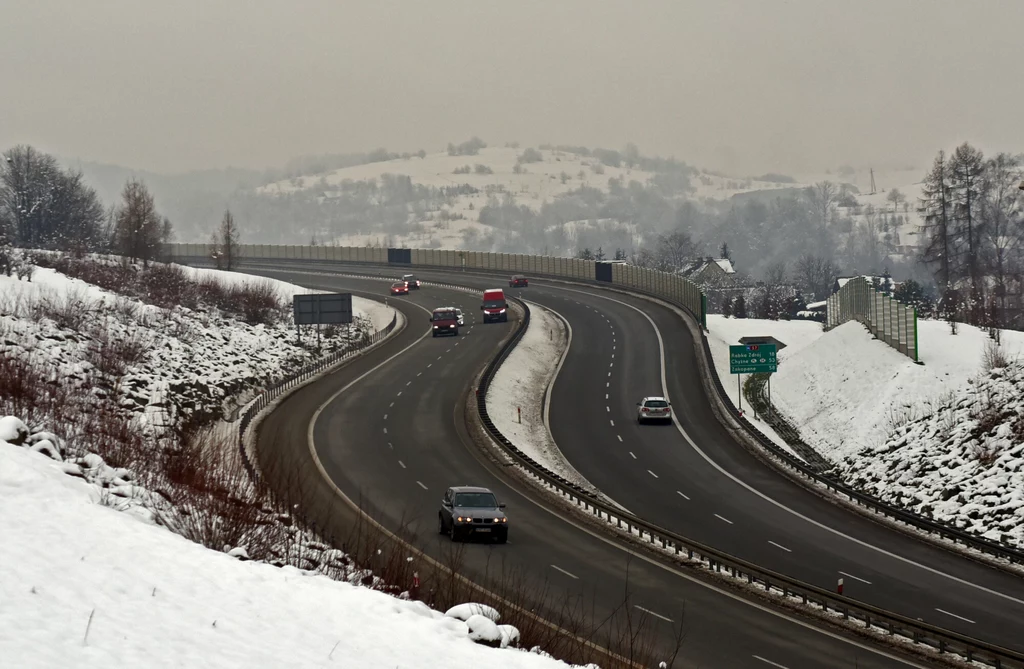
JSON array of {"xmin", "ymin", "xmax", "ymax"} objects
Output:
[
  {"xmin": 839, "ymin": 571, "xmax": 872, "ymax": 585},
  {"xmin": 612, "ymin": 345, "xmax": 616, "ymax": 350},
  {"xmin": 606, "ymin": 406, "xmax": 610, "ymax": 412},
  {"xmin": 417, "ymin": 372, "xmax": 422, "ymax": 377},
  {"xmin": 416, "ymin": 481, "xmax": 428, "ymax": 490},
  {"xmin": 609, "ymin": 419, "xmax": 615, "ymax": 427},
  {"xmin": 935, "ymin": 608, "xmax": 975, "ymax": 624},
  {"xmin": 605, "ymin": 393, "xmax": 609, "ymax": 400},
  {"xmin": 676, "ymin": 491, "xmax": 690, "ymax": 500},
  {"xmin": 383, "ymin": 427, "xmax": 388, "ymax": 434},
  {"xmin": 437, "ymin": 356, "xmax": 442, "ymax": 360},
  {"xmin": 406, "ymin": 381, "xmax": 412, "ymax": 386},
  {"xmin": 768, "ymin": 541, "xmax": 792, "ymax": 553},
  {"xmin": 617, "ymin": 435, "xmax": 623, "ymax": 442},
  {"xmin": 454, "ymin": 342, "xmax": 459, "ymax": 346},
  {"xmin": 388, "ymin": 442, "xmax": 393, "ymax": 449},
  {"xmin": 752, "ymin": 656, "xmax": 790, "ymax": 669},
  {"xmin": 629, "ymin": 451, "xmax": 637, "ymax": 459},
  {"xmin": 634, "ymin": 606, "xmax": 673, "ymax": 623},
  {"xmin": 609, "ymin": 362, "xmax": 613, "ymax": 368},
  {"xmin": 648, "ymin": 470, "xmax": 659, "ymax": 479},
  {"xmin": 389, "ymin": 402, "xmax": 394, "ymax": 408},
  {"xmin": 550, "ymin": 564, "xmax": 579, "ymax": 579},
  {"xmin": 714, "ymin": 514, "xmax": 734, "ymax": 525},
  {"xmin": 427, "ymin": 363, "xmax": 432, "ymax": 368},
  {"xmin": 606, "ymin": 382, "xmax": 609, "ymax": 388},
  {"xmin": 607, "ymin": 371, "xmax": 611, "ymax": 377},
  {"xmin": 397, "ymin": 391, "xmax": 402, "ymax": 397},
  {"xmin": 383, "ymin": 414, "xmax": 388, "ymax": 421},
  {"xmin": 398, "ymin": 460, "xmax": 406, "ymax": 468},
  {"xmin": 611, "ymin": 353, "xmax": 615, "ymax": 359},
  {"xmin": 446, "ymin": 348, "xmax": 452, "ymax": 353}
]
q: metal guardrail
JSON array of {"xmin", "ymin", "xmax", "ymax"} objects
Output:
[
  {"xmin": 475, "ymin": 299, "xmax": 1024, "ymax": 669},
  {"xmin": 236, "ymin": 313, "xmax": 398, "ymax": 481},
  {"xmin": 219, "ymin": 255, "xmax": 1024, "ymax": 565},
  {"xmin": 201, "ymin": 255, "xmax": 1024, "ymax": 565}
]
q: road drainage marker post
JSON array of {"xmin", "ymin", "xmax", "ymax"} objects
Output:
[{"xmin": 837, "ymin": 577, "xmax": 844, "ymax": 595}]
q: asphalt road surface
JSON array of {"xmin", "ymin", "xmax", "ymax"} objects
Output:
[{"xmin": 250, "ymin": 267, "xmax": 934, "ymax": 669}]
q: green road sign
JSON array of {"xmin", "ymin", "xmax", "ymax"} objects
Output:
[{"xmin": 729, "ymin": 343, "xmax": 777, "ymax": 374}]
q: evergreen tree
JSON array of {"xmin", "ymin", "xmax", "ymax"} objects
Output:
[
  {"xmin": 949, "ymin": 142, "xmax": 986, "ymax": 324},
  {"xmin": 577, "ymin": 247, "xmax": 594, "ymax": 260},
  {"xmin": 614, "ymin": 248, "xmax": 627, "ymax": 260},
  {"xmin": 920, "ymin": 150, "xmax": 954, "ymax": 294},
  {"xmin": 734, "ymin": 294, "xmax": 747, "ymax": 319},
  {"xmin": 595, "ymin": 246, "xmax": 606, "ymax": 261},
  {"xmin": 722, "ymin": 296, "xmax": 733, "ymax": 318},
  {"xmin": 719, "ymin": 242, "xmax": 731, "ymax": 260}
]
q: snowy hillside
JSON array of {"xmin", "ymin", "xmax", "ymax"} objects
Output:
[
  {"xmin": 0, "ymin": 437, "xmax": 570, "ymax": 668},
  {"xmin": 255, "ymin": 146, "xmax": 794, "ymax": 252},
  {"xmin": 707, "ymin": 314, "xmax": 1024, "ymax": 546}
]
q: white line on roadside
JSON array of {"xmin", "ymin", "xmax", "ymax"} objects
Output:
[
  {"xmin": 714, "ymin": 514, "xmax": 733, "ymax": 525},
  {"xmin": 769, "ymin": 541, "xmax": 792, "ymax": 553},
  {"xmin": 427, "ymin": 364, "xmax": 432, "ymax": 368},
  {"xmin": 607, "ymin": 371, "xmax": 611, "ymax": 377},
  {"xmin": 648, "ymin": 470, "xmax": 659, "ymax": 479},
  {"xmin": 676, "ymin": 491, "xmax": 690, "ymax": 500},
  {"xmin": 935, "ymin": 608, "xmax": 975, "ymax": 624},
  {"xmin": 839, "ymin": 571, "xmax": 872, "ymax": 585},
  {"xmin": 383, "ymin": 414, "xmax": 388, "ymax": 421},
  {"xmin": 617, "ymin": 435, "xmax": 623, "ymax": 442},
  {"xmin": 609, "ymin": 419, "xmax": 615, "ymax": 427},
  {"xmin": 437, "ymin": 356, "xmax": 442, "ymax": 360},
  {"xmin": 417, "ymin": 372, "xmax": 421, "ymax": 376},
  {"xmin": 629, "ymin": 451, "xmax": 637, "ymax": 459},
  {"xmin": 634, "ymin": 606, "xmax": 673, "ymax": 623},
  {"xmin": 388, "ymin": 442, "xmax": 393, "ymax": 449},
  {"xmin": 397, "ymin": 391, "xmax": 402, "ymax": 396},
  {"xmin": 550, "ymin": 564, "xmax": 579, "ymax": 579},
  {"xmin": 752, "ymin": 656, "xmax": 790, "ymax": 669},
  {"xmin": 416, "ymin": 481, "xmax": 428, "ymax": 490},
  {"xmin": 398, "ymin": 460, "xmax": 406, "ymax": 468},
  {"xmin": 446, "ymin": 348, "xmax": 452, "ymax": 353},
  {"xmin": 606, "ymin": 382, "xmax": 609, "ymax": 388},
  {"xmin": 605, "ymin": 393, "xmax": 609, "ymax": 400},
  {"xmin": 406, "ymin": 381, "xmax": 411, "ymax": 386},
  {"xmin": 389, "ymin": 402, "xmax": 394, "ymax": 407},
  {"xmin": 606, "ymin": 406, "xmax": 610, "ymax": 412},
  {"xmin": 383, "ymin": 427, "xmax": 388, "ymax": 434}
]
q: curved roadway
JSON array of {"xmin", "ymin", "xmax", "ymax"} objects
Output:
[
  {"xmin": 253, "ymin": 263, "xmax": 1024, "ymax": 653},
  {"xmin": 250, "ymin": 268, "xmax": 929, "ymax": 669}
]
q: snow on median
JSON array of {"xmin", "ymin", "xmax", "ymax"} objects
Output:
[
  {"xmin": 485, "ymin": 301, "xmax": 597, "ymax": 492},
  {"xmin": 0, "ymin": 437, "xmax": 573, "ymax": 669}
]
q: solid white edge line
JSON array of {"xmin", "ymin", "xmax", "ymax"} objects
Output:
[
  {"xmin": 569, "ymin": 284, "xmax": 1024, "ymax": 609},
  {"xmin": 550, "ymin": 564, "xmax": 580, "ymax": 580},
  {"xmin": 752, "ymin": 655, "xmax": 791, "ymax": 669}
]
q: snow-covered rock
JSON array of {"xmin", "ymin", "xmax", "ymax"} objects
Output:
[
  {"xmin": 0, "ymin": 417, "xmax": 29, "ymax": 445},
  {"xmin": 466, "ymin": 613, "xmax": 502, "ymax": 646},
  {"xmin": 445, "ymin": 602, "xmax": 500, "ymax": 623}
]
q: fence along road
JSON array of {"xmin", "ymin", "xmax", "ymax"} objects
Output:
[{"xmin": 827, "ymin": 276, "xmax": 919, "ymax": 361}]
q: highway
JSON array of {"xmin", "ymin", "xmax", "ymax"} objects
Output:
[
  {"xmin": 247, "ymin": 263, "xmax": 1024, "ymax": 653},
  {"xmin": 250, "ymin": 268, "xmax": 926, "ymax": 669}
]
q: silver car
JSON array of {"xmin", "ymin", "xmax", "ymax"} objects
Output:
[
  {"xmin": 636, "ymin": 396, "xmax": 672, "ymax": 424},
  {"xmin": 440, "ymin": 306, "xmax": 464, "ymax": 326}
]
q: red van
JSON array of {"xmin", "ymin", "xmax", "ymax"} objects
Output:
[
  {"xmin": 481, "ymin": 288, "xmax": 508, "ymax": 323},
  {"xmin": 431, "ymin": 307, "xmax": 459, "ymax": 337}
]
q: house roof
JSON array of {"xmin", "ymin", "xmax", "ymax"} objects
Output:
[
  {"xmin": 714, "ymin": 258, "xmax": 736, "ymax": 274},
  {"xmin": 805, "ymin": 300, "xmax": 827, "ymax": 310}
]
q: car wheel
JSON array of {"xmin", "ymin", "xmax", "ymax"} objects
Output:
[
  {"xmin": 495, "ymin": 531, "xmax": 508, "ymax": 544},
  {"xmin": 449, "ymin": 522, "xmax": 459, "ymax": 542},
  {"xmin": 637, "ymin": 416, "xmax": 642, "ymax": 424},
  {"xmin": 438, "ymin": 514, "xmax": 446, "ymax": 535}
]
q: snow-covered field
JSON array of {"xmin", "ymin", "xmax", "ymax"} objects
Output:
[
  {"xmin": 0, "ymin": 436, "xmax": 570, "ymax": 668},
  {"xmin": 706, "ymin": 313, "xmax": 1024, "ymax": 545},
  {"xmin": 486, "ymin": 301, "xmax": 595, "ymax": 491}
]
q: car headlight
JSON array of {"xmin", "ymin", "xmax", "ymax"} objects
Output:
[
  {"xmin": 499, "ymin": 308, "xmax": 506, "ymax": 313},
  {"xmin": 433, "ymin": 325, "xmax": 438, "ymax": 329},
  {"xmin": 501, "ymin": 518, "xmax": 507, "ymax": 523},
  {"xmin": 449, "ymin": 324, "xmax": 455, "ymax": 328}
]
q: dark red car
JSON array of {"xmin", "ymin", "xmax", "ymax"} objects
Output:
[
  {"xmin": 390, "ymin": 281, "xmax": 409, "ymax": 295},
  {"xmin": 509, "ymin": 275, "xmax": 528, "ymax": 288}
]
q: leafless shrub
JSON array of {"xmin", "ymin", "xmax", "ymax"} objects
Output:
[
  {"xmin": 0, "ymin": 350, "xmax": 44, "ymax": 419},
  {"xmin": 86, "ymin": 320, "xmax": 151, "ymax": 379},
  {"xmin": 982, "ymin": 339, "xmax": 1009, "ymax": 371},
  {"xmin": 38, "ymin": 286, "xmax": 92, "ymax": 331},
  {"xmin": 233, "ymin": 280, "xmax": 284, "ymax": 325}
]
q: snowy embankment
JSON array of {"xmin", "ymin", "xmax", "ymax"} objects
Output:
[
  {"xmin": 486, "ymin": 301, "xmax": 596, "ymax": 492},
  {"xmin": 706, "ymin": 313, "xmax": 1024, "ymax": 546},
  {"xmin": 0, "ymin": 434, "xmax": 569, "ymax": 668},
  {"xmin": 704, "ymin": 315, "xmax": 825, "ymax": 460}
]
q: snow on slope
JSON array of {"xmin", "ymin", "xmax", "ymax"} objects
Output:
[
  {"xmin": 835, "ymin": 362, "xmax": 1024, "ymax": 547},
  {"xmin": 771, "ymin": 320, "xmax": 1024, "ymax": 462},
  {"xmin": 0, "ymin": 440, "xmax": 571, "ymax": 669},
  {"xmin": 704, "ymin": 315, "xmax": 826, "ymax": 459},
  {"xmin": 486, "ymin": 301, "xmax": 595, "ymax": 491}
]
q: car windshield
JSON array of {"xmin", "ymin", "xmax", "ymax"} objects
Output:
[
  {"xmin": 432, "ymin": 311, "xmax": 456, "ymax": 321},
  {"xmin": 483, "ymin": 301, "xmax": 505, "ymax": 309},
  {"xmin": 645, "ymin": 400, "xmax": 668, "ymax": 408},
  {"xmin": 392, "ymin": 283, "xmax": 405, "ymax": 288},
  {"xmin": 403, "ymin": 275, "xmax": 416, "ymax": 281},
  {"xmin": 455, "ymin": 492, "xmax": 498, "ymax": 508}
]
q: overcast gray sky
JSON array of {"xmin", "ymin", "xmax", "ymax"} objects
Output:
[{"xmin": 3, "ymin": 0, "xmax": 1022, "ymax": 176}]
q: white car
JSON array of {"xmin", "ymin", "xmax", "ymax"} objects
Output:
[
  {"xmin": 440, "ymin": 307, "xmax": 464, "ymax": 326},
  {"xmin": 636, "ymin": 396, "xmax": 672, "ymax": 424}
]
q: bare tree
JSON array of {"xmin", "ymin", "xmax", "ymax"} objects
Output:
[
  {"xmin": 886, "ymin": 188, "xmax": 905, "ymax": 214},
  {"xmin": 794, "ymin": 253, "xmax": 840, "ymax": 301},
  {"xmin": 808, "ymin": 181, "xmax": 838, "ymax": 229},
  {"xmin": 979, "ymin": 153, "xmax": 1024, "ymax": 327},
  {"xmin": 655, "ymin": 230, "xmax": 699, "ymax": 272},
  {"xmin": 214, "ymin": 209, "xmax": 241, "ymax": 270},
  {"xmin": 114, "ymin": 179, "xmax": 163, "ymax": 266}
]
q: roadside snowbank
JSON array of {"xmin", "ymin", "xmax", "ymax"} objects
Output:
[
  {"xmin": 486, "ymin": 301, "xmax": 595, "ymax": 491},
  {"xmin": 771, "ymin": 320, "xmax": 1024, "ymax": 461},
  {"xmin": 836, "ymin": 360, "xmax": 1024, "ymax": 547},
  {"xmin": 0, "ymin": 439, "xmax": 570, "ymax": 669},
  {"xmin": 704, "ymin": 315, "xmax": 825, "ymax": 460}
]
